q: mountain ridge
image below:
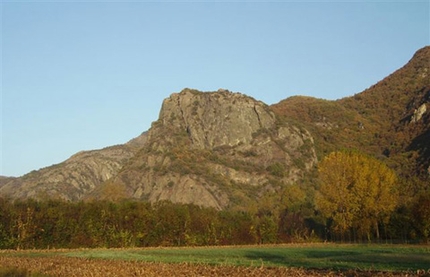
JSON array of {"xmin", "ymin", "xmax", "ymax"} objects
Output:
[
  {"xmin": 272, "ymin": 45, "xmax": 429, "ymax": 177},
  {"xmin": 1, "ymin": 46, "xmax": 429, "ymax": 208}
]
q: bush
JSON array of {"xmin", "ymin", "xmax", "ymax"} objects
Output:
[{"xmin": 266, "ymin": 162, "xmax": 285, "ymax": 177}]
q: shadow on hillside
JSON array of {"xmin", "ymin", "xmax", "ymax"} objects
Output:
[{"xmin": 407, "ymin": 126, "xmax": 430, "ymax": 174}]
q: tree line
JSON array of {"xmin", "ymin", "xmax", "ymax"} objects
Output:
[
  {"xmin": 0, "ymin": 151, "xmax": 428, "ymax": 249},
  {"xmin": 0, "ymin": 199, "xmax": 279, "ymax": 249}
]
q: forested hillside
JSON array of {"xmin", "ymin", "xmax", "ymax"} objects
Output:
[{"xmin": 272, "ymin": 46, "xmax": 430, "ymax": 179}]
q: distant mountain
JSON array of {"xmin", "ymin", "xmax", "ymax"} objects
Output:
[
  {"xmin": 1, "ymin": 46, "xmax": 428, "ymax": 208},
  {"xmin": 0, "ymin": 134, "xmax": 147, "ymax": 201}
]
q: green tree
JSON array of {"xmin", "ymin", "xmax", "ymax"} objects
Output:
[
  {"xmin": 316, "ymin": 150, "xmax": 398, "ymax": 241},
  {"xmin": 0, "ymin": 198, "xmax": 14, "ymax": 248},
  {"xmin": 278, "ymin": 184, "xmax": 311, "ymax": 242},
  {"xmin": 15, "ymin": 206, "xmax": 36, "ymax": 249},
  {"xmin": 256, "ymin": 215, "xmax": 278, "ymax": 244}
]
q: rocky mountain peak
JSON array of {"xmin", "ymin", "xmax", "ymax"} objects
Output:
[
  {"xmin": 109, "ymin": 89, "xmax": 317, "ymax": 209},
  {"xmin": 157, "ymin": 88, "xmax": 276, "ymax": 149}
]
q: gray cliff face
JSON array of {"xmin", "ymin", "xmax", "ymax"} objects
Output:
[
  {"xmin": 158, "ymin": 89, "xmax": 276, "ymax": 149},
  {"xmin": 113, "ymin": 89, "xmax": 317, "ymax": 209}
]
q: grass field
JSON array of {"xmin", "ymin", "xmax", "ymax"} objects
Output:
[{"xmin": 1, "ymin": 244, "xmax": 429, "ymax": 276}]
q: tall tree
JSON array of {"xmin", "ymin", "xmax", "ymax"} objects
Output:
[{"xmin": 316, "ymin": 150, "xmax": 398, "ymax": 241}]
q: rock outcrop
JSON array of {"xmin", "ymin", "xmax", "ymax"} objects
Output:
[
  {"xmin": 411, "ymin": 103, "xmax": 427, "ymax": 123},
  {"xmin": 109, "ymin": 89, "xmax": 317, "ymax": 209},
  {"xmin": 158, "ymin": 89, "xmax": 276, "ymax": 148}
]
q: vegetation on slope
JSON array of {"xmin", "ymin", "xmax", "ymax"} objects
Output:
[{"xmin": 270, "ymin": 46, "xmax": 429, "ymax": 244}]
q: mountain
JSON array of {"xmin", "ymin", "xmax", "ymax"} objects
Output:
[
  {"xmin": 0, "ymin": 89, "xmax": 317, "ymax": 208},
  {"xmin": 0, "ymin": 134, "xmax": 147, "ymax": 201},
  {"xmin": 92, "ymin": 89, "xmax": 317, "ymax": 209},
  {"xmin": 1, "ymin": 46, "xmax": 428, "ymax": 208},
  {"xmin": 340, "ymin": 46, "xmax": 430, "ymax": 177},
  {"xmin": 272, "ymin": 46, "xmax": 430, "ymax": 178}
]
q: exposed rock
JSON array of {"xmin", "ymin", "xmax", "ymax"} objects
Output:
[
  {"xmin": 411, "ymin": 103, "xmax": 427, "ymax": 123},
  {"xmin": 0, "ymin": 133, "xmax": 147, "ymax": 201},
  {"xmin": 109, "ymin": 89, "xmax": 317, "ymax": 209},
  {"xmin": 157, "ymin": 89, "xmax": 276, "ymax": 149}
]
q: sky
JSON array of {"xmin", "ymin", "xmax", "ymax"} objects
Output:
[{"xmin": 1, "ymin": 1, "xmax": 429, "ymax": 177}]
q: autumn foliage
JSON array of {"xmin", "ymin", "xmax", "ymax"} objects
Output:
[{"xmin": 316, "ymin": 151, "xmax": 398, "ymax": 241}]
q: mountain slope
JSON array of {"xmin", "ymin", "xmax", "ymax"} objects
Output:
[
  {"xmin": 339, "ymin": 46, "xmax": 430, "ymax": 176},
  {"xmin": 272, "ymin": 45, "xmax": 430, "ymax": 178},
  {"xmin": 0, "ymin": 134, "xmax": 147, "ymax": 201},
  {"xmin": 98, "ymin": 89, "xmax": 317, "ymax": 209},
  {"xmin": 1, "ymin": 46, "xmax": 428, "ymax": 207}
]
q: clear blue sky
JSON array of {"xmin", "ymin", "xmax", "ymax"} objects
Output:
[{"xmin": 1, "ymin": 1, "xmax": 429, "ymax": 177}]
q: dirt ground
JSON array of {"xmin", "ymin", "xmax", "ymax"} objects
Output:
[{"xmin": 1, "ymin": 256, "xmax": 424, "ymax": 277}]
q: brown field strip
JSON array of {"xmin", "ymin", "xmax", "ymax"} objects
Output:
[{"xmin": 0, "ymin": 256, "xmax": 416, "ymax": 277}]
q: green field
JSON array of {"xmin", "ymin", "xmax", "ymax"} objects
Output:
[{"xmin": 5, "ymin": 244, "xmax": 427, "ymax": 273}]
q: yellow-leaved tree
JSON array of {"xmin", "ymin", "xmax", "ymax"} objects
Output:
[{"xmin": 316, "ymin": 150, "xmax": 398, "ymax": 241}]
